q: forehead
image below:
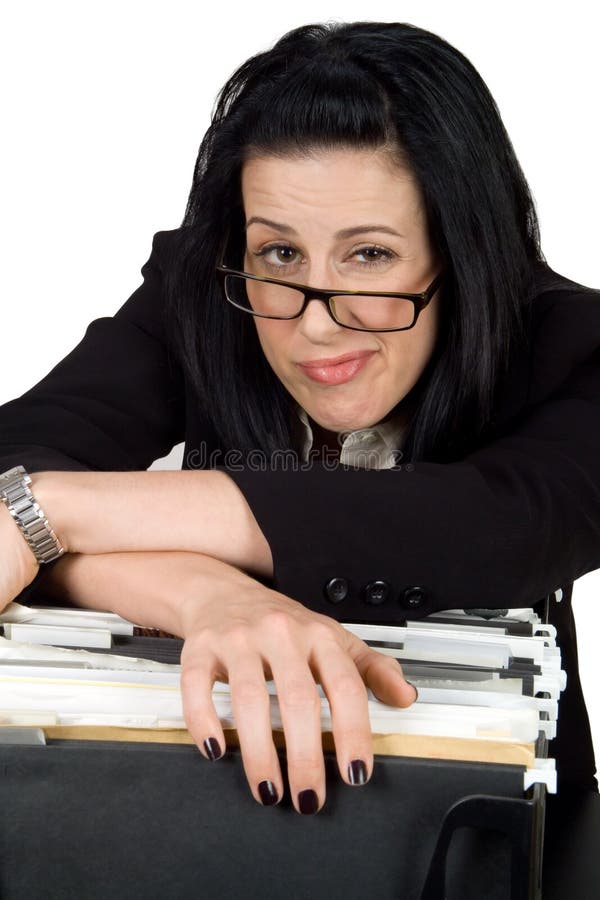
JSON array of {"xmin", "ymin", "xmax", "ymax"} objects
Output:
[{"xmin": 240, "ymin": 148, "xmax": 423, "ymax": 231}]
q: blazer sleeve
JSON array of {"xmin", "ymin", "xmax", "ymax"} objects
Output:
[
  {"xmin": 221, "ymin": 288, "xmax": 600, "ymax": 616},
  {"xmin": 0, "ymin": 230, "xmax": 186, "ymax": 476}
]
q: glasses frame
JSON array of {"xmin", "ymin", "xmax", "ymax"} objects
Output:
[{"xmin": 215, "ymin": 262, "xmax": 444, "ymax": 333}]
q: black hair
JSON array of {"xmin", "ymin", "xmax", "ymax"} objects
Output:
[{"xmin": 165, "ymin": 20, "xmax": 546, "ymax": 463}]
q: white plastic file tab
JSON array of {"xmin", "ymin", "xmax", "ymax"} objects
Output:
[
  {"xmin": 0, "ymin": 636, "xmax": 179, "ymax": 672},
  {"xmin": 0, "ymin": 665, "xmax": 182, "ymax": 688},
  {"xmin": 400, "ymin": 636, "xmax": 510, "ymax": 668},
  {"xmin": 360, "ymin": 635, "xmax": 510, "ymax": 668},
  {"xmin": 347, "ymin": 622, "xmax": 552, "ymax": 666},
  {"xmin": 3, "ymin": 623, "xmax": 112, "ymax": 649},
  {"xmin": 524, "ymin": 758, "xmax": 557, "ymax": 793},
  {"xmin": 414, "ymin": 687, "xmax": 556, "ymax": 720},
  {"xmin": 532, "ymin": 623, "xmax": 557, "ymax": 640},
  {"xmin": 0, "ymin": 677, "xmax": 184, "ymax": 722},
  {"xmin": 540, "ymin": 721, "xmax": 556, "ymax": 740},
  {"xmin": 0, "ymin": 602, "xmax": 135, "ymax": 636},
  {"xmin": 534, "ymin": 672, "xmax": 567, "ymax": 698},
  {"xmin": 405, "ymin": 618, "xmax": 558, "ymax": 643}
]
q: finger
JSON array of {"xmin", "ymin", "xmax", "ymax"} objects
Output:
[
  {"xmin": 270, "ymin": 657, "xmax": 326, "ymax": 815},
  {"xmin": 312, "ymin": 643, "xmax": 373, "ymax": 787},
  {"xmin": 227, "ymin": 657, "xmax": 284, "ymax": 807},
  {"xmin": 352, "ymin": 644, "xmax": 418, "ymax": 707},
  {"xmin": 180, "ymin": 654, "xmax": 227, "ymax": 762}
]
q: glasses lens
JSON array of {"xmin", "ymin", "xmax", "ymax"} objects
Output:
[
  {"xmin": 331, "ymin": 295, "xmax": 416, "ymax": 331},
  {"xmin": 225, "ymin": 275, "xmax": 304, "ymax": 317},
  {"xmin": 223, "ymin": 274, "xmax": 416, "ymax": 330}
]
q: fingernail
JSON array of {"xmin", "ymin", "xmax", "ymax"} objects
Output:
[
  {"xmin": 258, "ymin": 780, "xmax": 279, "ymax": 806},
  {"xmin": 348, "ymin": 759, "xmax": 367, "ymax": 786},
  {"xmin": 203, "ymin": 736, "xmax": 223, "ymax": 760},
  {"xmin": 298, "ymin": 789, "xmax": 319, "ymax": 815},
  {"xmin": 406, "ymin": 680, "xmax": 419, "ymax": 702}
]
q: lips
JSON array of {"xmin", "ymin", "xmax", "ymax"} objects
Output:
[
  {"xmin": 297, "ymin": 350, "xmax": 376, "ymax": 368},
  {"xmin": 296, "ymin": 350, "xmax": 377, "ymax": 385}
]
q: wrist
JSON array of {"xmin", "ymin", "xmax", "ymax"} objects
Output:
[
  {"xmin": 0, "ymin": 466, "xmax": 66, "ymax": 565},
  {"xmin": 28, "ymin": 470, "xmax": 72, "ymax": 553},
  {"xmin": 178, "ymin": 556, "xmax": 262, "ymax": 638}
]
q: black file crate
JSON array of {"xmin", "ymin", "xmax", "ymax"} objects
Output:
[{"xmin": 0, "ymin": 739, "xmax": 544, "ymax": 900}]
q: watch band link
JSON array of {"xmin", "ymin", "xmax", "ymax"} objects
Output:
[{"xmin": 0, "ymin": 467, "xmax": 65, "ymax": 564}]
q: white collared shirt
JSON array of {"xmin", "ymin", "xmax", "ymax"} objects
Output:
[{"xmin": 293, "ymin": 404, "xmax": 406, "ymax": 469}]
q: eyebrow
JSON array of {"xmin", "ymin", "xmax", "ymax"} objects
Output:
[{"xmin": 245, "ymin": 216, "xmax": 405, "ymax": 240}]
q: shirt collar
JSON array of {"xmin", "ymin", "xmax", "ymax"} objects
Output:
[{"xmin": 291, "ymin": 403, "xmax": 407, "ymax": 469}]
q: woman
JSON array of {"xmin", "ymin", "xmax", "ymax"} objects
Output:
[{"xmin": 0, "ymin": 20, "xmax": 599, "ymax": 817}]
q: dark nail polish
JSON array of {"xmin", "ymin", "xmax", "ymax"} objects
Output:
[
  {"xmin": 258, "ymin": 780, "xmax": 279, "ymax": 806},
  {"xmin": 298, "ymin": 789, "xmax": 319, "ymax": 815},
  {"xmin": 406, "ymin": 680, "xmax": 419, "ymax": 702},
  {"xmin": 203, "ymin": 737, "xmax": 222, "ymax": 760},
  {"xmin": 348, "ymin": 759, "xmax": 367, "ymax": 786}
]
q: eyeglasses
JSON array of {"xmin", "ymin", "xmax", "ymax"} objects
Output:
[{"xmin": 215, "ymin": 264, "xmax": 444, "ymax": 333}]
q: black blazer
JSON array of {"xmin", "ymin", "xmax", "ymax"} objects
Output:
[{"xmin": 1, "ymin": 229, "xmax": 599, "ymax": 792}]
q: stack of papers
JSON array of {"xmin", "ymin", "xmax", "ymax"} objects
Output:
[{"xmin": 0, "ymin": 603, "xmax": 565, "ymax": 791}]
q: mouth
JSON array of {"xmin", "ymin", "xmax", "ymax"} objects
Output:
[{"xmin": 296, "ymin": 350, "xmax": 377, "ymax": 385}]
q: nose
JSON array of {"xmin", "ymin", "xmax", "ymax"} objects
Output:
[{"xmin": 296, "ymin": 293, "xmax": 342, "ymax": 341}]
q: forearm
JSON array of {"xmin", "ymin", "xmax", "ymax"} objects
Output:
[
  {"xmin": 30, "ymin": 470, "xmax": 273, "ymax": 579},
  {"xmin": 37, "ymin": 549, "xmax": 263, "ymax": 638}
]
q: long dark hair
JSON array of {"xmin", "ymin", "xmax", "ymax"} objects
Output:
[{"xmin": 165, "ymin": 20, "xmax": 546, "ymax": 463}]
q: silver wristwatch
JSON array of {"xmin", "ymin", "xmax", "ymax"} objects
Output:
[{"xmin": 0, "ymin": 465, "xmax": 65, "ymax": 564}]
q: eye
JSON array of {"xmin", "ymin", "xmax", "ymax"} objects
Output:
[
  {"xmin": 352, "ymin": 246, "xmax": 396, "ymax": 266},
  {"xmin": 253, "ymin": 244, "xmax": 300, "ymax": 267}
]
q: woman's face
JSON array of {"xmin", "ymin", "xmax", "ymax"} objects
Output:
[{"xmin": 240, "ymin": 147, "xmax": 442, "ymax": 435}]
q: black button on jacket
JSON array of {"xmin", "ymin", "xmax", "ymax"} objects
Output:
[{"xmin": 1, "ymin": 228, "xmax": 599, "ymax": 793}]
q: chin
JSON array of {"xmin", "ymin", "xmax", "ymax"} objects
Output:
[{"xmin": 309, "ymin": 402, "xmax": 389, "ymax": 433}]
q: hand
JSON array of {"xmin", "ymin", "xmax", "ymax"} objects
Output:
[
  {"xmin": 179, "ymin": 561, "xmax": 418, "ymax": 815},
  {"xmin": 0, "ymin": 502, "xmax": 40, "ymax": 612},
  {"xmin": 33, "ymin": 547, "xmax": 417, "ymax": 814}
]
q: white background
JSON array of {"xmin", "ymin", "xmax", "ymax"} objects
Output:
[{"xmin": 1, "ymin": 1, "xmax": 598, "ymax": 760}]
